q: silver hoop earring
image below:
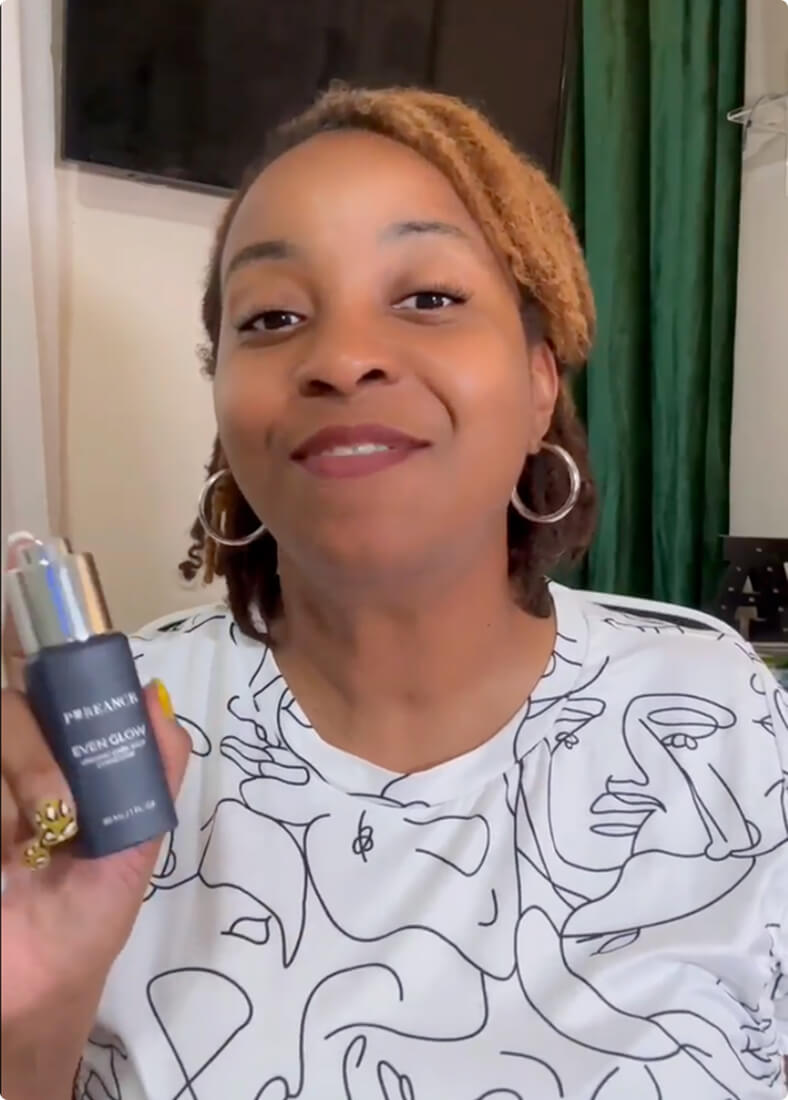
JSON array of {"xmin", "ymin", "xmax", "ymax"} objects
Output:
[
  {"xmin": 510, "ymin": 442, "xmax": 581, "ymax": 525},
  {"xmin": 197, "ymin": 469, "xmax": 266, "ymax": 547}
]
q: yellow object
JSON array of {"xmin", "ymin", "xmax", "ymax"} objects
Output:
[
  {"xmin": 23, "ymin": 842, "xmax": 50, "ymax": 870},
  {"xmin": 154, "ymin": 679, "xmax": 175, "ymax": 721},
  {"xmin": 34, "ymin": 798, "xmax": 78, "ymax": 848}
]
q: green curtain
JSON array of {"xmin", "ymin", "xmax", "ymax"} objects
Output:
[{"xmin": 560, "ymin": 0, "xmax": 745, "ymax": 608}]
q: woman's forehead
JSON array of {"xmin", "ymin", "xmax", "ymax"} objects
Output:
[{"xmin": 221, "ymin": 130, "xmax": 489, "ymax": 269}]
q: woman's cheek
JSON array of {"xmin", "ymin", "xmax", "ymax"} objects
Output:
[
  {"xmin": 214, "ymin": 357, "xmax": 275, "ymax": 440},
  {"xmin": 445, "ymin": 351, "xmax": 531, "ymax": 449}
]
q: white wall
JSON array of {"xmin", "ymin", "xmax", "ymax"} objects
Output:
[
  {"xmin": 729, "ymin": 0, "xmax": 788, "ymax": 538},
  {"xmin": 63, "ymin": 169, "xmax": 225, "ymax": 631},
  {"xmin": 1, "ymin": 0, "xmax": 53, "ymax": 547}
]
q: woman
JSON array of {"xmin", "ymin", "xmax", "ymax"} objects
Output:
[{"xmin": 2, "ymin": 86, "xmax": 786, "ymax": 1100}]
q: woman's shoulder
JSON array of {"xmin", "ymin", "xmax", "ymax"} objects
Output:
[
  {"xmin": 573, "ymin": 585, "xmax": 768, "ymax": 667},
  {"xmin": 128, "ymin": 601, "xmax": 263, "ymax": 711},
  {"xmin": 131, "ymin": 601, "xmax": 237, "ymax": 646},
  {"xmin": 130, "ymin": 601, "xmax": 238, "ymax": 664},
  {"xmin": 568, "ymin": 586, "xmax": 787, "ymax": 739}
]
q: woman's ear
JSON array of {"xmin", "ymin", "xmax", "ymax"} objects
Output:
[{"xmin": 527, "ymin": 342, "xmax": 560, "ymax": 453}]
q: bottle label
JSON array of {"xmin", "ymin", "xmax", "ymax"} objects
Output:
[
  {"xmin": 63, "ymin": 691, "xmax": 149, "ymax": 771},
  {"xmin": 63, "ymin": 690, "xmax": 140, "ymax": 725},
  {"xmin": 71, "ymin": 723, "xmax": 148, "ymax": 767},
  {"xmin": 27, "ymin": 636, "xmax": 176, "ymax": 857}
]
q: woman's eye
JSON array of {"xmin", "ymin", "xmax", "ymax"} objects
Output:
[
  {"xmin": 394, "ymin": 289, "xmax": 467, "ymax": 311},
  {"xmin": 238, "ymin": 310, "xmax": 303, "ymax": 333}
]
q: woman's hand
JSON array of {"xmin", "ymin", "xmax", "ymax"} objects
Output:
[{"xmin": 0, "ymin": 583, "xmax": 190, "ymax": 1100}]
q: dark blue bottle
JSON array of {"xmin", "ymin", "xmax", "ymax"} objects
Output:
[{"xmin": 7, "ymin": 538, "xmax": 177, "ymax": 858}]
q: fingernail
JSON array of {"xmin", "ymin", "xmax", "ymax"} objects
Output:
[
  {"xmin": 152, "ymin": 679, "xmax": 175, "ymax": 721},
  {"xmin": 23, "ymin": 841, "xmax": 51, "ymax": 870},
  {"xmin": 33, "ymin": 798, "xmax": 78, "ymax": 848}
]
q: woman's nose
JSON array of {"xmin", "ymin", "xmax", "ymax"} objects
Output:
[{"xmin": 294, "ymin": 318, "xmax": 400, "ymax": 398}]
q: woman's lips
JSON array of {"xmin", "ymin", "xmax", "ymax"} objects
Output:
[{"xmin": 291, "ymin": 424, "xmax": 429, "ymax": 479}]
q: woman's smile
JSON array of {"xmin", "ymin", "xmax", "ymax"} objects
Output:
[{"xmin": 291, "ymin": 423, "xmax": 430, "ymax": 479}]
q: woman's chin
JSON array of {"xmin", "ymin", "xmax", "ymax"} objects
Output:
[{"xmin": 279, "ymin": 526, "xmax": 441, "ymax": 590}]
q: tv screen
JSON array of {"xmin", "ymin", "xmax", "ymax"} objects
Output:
[{"xmin": 62, "ymin": 0, "xmax": 577, "ymax": 194}]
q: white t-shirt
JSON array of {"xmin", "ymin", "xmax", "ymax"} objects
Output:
[{"xmin": 76, "ymin": 584, "xmax": 788, "ymax": 1100}]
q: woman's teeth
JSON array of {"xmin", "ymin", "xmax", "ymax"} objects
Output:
[{"xmin": 319, "ymin": 443, "xmax": 394, "ymax": 457}]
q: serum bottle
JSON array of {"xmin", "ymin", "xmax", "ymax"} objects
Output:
[{"xmin": 6, "ymin": 537, "xmax": 177, "ymax": 858}]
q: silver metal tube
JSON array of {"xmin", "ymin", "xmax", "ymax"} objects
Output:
[{"xmin": 6, "ymin": 538, "xmax": 113, "ymax": 656}]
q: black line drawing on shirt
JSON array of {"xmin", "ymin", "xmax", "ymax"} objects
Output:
[
  {"xmin": 352, "ymin": 810, "xmax": 375, "ymax": 861},
  {"xmin": 247, "ymin": 646, "xmax": 270, "ymax": 689},
  {"xmin": 478, "ymin": 889, "xmax": 499, "ymax": 928},
  {"xmin": 773, "ymin": 687, "xmax": 788, "ymax": 736},
  {"xmin": 507, "ymin": 676, "xmax": 788, "ymax": 1095},
  {"xmin": 77, "ymin": 1032, "xmax": 129, "ymax": 1100},
  {"xmin": 304, "ymin": 804, "xmax": 519, "ymax": 979},
  {"xmin": 177, "ymin": 714, "xmax": 212, "ymax": 757},
  {"xmin": 146, "ymin": 967, "xmax": 253, "ymax": 1100},
  {"xmin": 340, "ymin": 1037, "xmax": 421, "ymax": 1100},
  {"xmin": 515, "ymin": 660, "xmax": 608, "ymax": 757},
  {"xmin": 513, "ymin": 905, "xmax": 770, "ymax": 1095},
  {"xmin": 376, "ymin": 1058, "xmax": 416, "ymax": 1100},
  {"xmin": 198, "ymin": 798, "xmax": 311, "ymax": 967},
  {"xmin": 472, "ymin": 1092, "xmax": 522, "ymax": 1100},
  {"xmin": 180, "ymin": 612, "xmax": 228, "ymax": 635},
  {"xmin": 321, "ymin": 962, "xmax": 490, "ymax": 1047},
  {"xmin": 99, "ymin": 606, "xmax": 788, "ymax": 1098},
  {"xmin": 224, "ymin": 914, "xmax": 272, "ymax": 946},
  {"xmin": 653, "ymin": 1008, "xmax": 782, "ymax": 1088},
  {"xmin": 602, "ymin": 614, "xmax": 685, "ymax": 635},
  {"xmin": 588, "ymin": 1063, "xmax": 663, "ymax": 1099},
  {"xmin": 252, "ymin": 670, "xmax": 283, "ymax": 710},
  {"xmin": 406, "ymin": 812, "xmax": 490, "ymax": 877},
  {"xmin": 133, "ymin": 610, "xmax": 230, "ymax": 644},
  {"xmin": 227, "ymin": 693, "xmax": 272, "ymax": 743},
  {"xmin": 342, "ymin": 1036, "xmax": 368, "ymax": 1097},
  {"xmin": 275, "ymin": 684, "xmax": 332, "ymax": 786},
  {"xmin": 253, "ymin": 961, "xmax": 488, "ymax": 1098},
  {"xmin": 499, "ymin": 1049, "xmax": 564, "ymax": 1096}
]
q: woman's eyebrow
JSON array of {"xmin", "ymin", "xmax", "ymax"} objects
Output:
[
  {"xmin": 380, "ymin": 219, "xmax": 472, "ymax": 244},
  {"xmin": 224, "ymin": 219, "xmax": 474, "ymax": 286},
  {"xmin": 224, "ymin": 239, "xmax": 302, "ymax": 285}
]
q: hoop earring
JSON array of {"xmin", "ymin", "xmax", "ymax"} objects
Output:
[
  {"xmin": 197, "ymin": 469, "xmax": 266, "ymax": 547},
  {"xmin": 510, "ymin": 443, "xmax": 581, "ymax": 525}
]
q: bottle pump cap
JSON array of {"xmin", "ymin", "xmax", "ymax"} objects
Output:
[{"xmin": 6, "ymin": 537, "xmax": 113, "ymax": 656}]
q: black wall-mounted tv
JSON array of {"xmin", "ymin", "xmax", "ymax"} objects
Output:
[{"xmin": 62, "ymin": 0, "xmax": 577, "ymax": 194}]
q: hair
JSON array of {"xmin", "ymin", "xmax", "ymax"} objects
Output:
[{"xmin": 179, "ymin": 84, "xmax": 597, "ymax": 640}]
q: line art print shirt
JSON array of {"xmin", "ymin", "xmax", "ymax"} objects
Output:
[{"xmin": 76, "ymin": 584, "xmax": 788, "ymax": 1099}]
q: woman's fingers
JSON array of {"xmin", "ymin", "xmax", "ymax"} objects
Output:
[
  {"xmin": 3, "ymin": 532, "xmax": 38, "ymax": 694},
  {"xmin": 0, "ymin": 690, "xmax": 77, "ymax": 868},
  {"xmin": 1, "ymin": 773, "xmax": 22, "ymax": 865},
  {"xmin": 2, "ymin": 538, "xmax": 188, "ymax": 873},
  {"xmin": 144, "ymin": 680, "xmax": 191, "ymax": 802},
  {"xmin": 3, "ymin": 537, "xmax": 78, "ymax": 870}
]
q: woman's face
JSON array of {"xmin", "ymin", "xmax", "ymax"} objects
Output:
[{"xmin": 215, "ymin": 130, "xmax": 558, "ymax": 582}]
